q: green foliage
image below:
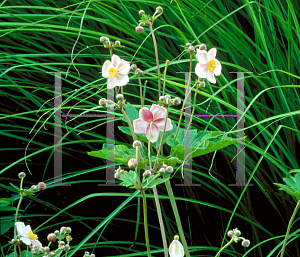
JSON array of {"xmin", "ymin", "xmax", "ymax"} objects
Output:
[
  {"xmin": 274, "ymin": 172, "xmax": 300, "ymax": 200},
  {"xmin": 117, "ymin": 170, "xmax": 137, "ymax": 188}
]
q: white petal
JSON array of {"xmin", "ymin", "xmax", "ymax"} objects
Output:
[
  {"xmin": 32, "ymin": 240, "xmax": 43, "ymax": 249},
  {"xmin": 169, "ymin": 239, "xmax": 184, "ymax": 257},
  {"xmin": 195, "ymin": 63, "xmax": 207, "ymax": 78},
  {"xmin": 116, "ymin": 60, "xmax": 130, "ymax": 75},
  {"xmin": 133, "ymin": 118, "xmax": 149, "ymax": 133},
  {"xmin": 208, "ymin": 48, "xmax": 217, "ymax": 60},
  {"xmin": 196, "ymin": 49, "xmax": 208, "ymax": 64},
  {"xmin": 207, "ymin": 70, "xmax": 216, "ymax": 83},
  {"xmin": 150, "ymin": 104, "xmax": 166, "ymax": 121},
  {"xmin": 102, "ymin": 60, "xmax": 111, "ymax": 78},
  {"xmin": 115, "ymin": 74, "xmax": 129, "ymax": 87},
  {"xmin": 16, "ymin": 222, "xmax": 27, "ymax": 237},
  {"xmin": 146, "ymin": 124, "xmax": 160, "ymax": 143},
  {"xmin": 20, "ymin": 236, "xmax": 31, "ymax": 245},
  {"xmin": 213, "ymin": 59, "xmax": 222, "ymax": 76},
  {"xmin": 25, "ymin": 225, "xmax": 32, "ymax": 234},
  {"xmin": 111, "ymin": 54, "xmax": 121, "ymax": 67},
  {"xmin": 107, "ymin": 77, "xmax": 116, "ymax": 89}
]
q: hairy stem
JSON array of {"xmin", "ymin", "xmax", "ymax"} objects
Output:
[
  {"xmin": 165, "ymin": 180, "xmax": 190, "ymax": 257},
  {"xmin": 138, "ymin": 77, "xmax": 143, "ymax": 107},
  {"xmin": 215, "ymin": 238, "xmax": 234, "ymax": 257},
  {"xmin": 141, "ymin": 190, "xmax": 151, "ymax": 257},
  {"xmin": 149, "ymin": 23, "xmax": 161, "ymax": 98},
  {"xmin": 175, "ymin": 53, "xmax": 193, "ymax": 138},
  {"xmin": 14, "ymin": 178, "xmax": 24, "ymax": 257},
  {"xmin": 280, "ymin": 200, "xmax": 300, "ymax": 257}
]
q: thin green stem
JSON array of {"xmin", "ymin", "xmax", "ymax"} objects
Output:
[
  {"xmin": 135, "ymin": 147, "xmax": 141, "ymax": 188},
  {"xmin": 175, "ymin": 53, "xmax": 193, "ymax": 138},
  {"xmin": 138, "ymin": 77, "xmax": 143, "ymax": 107},
  {"xmin": 162, "ymin": 61, "xmax": 170, "ymax": 96},
  {"xmin": 280, "ymin": 200, "xmax": 300, "ymax": 257},
  {"xmin": 121, "ymin": 86, "xmax": 123, "ymax": 96},
  {"xmin": 153, "ymin": 186, "xmax": 168, "ymax": 257},
  {"xmin": 141, "ymin": 190, "xmax": 151, "ymax": 257},
  {"xmin": 215, "ymin": 238, "xmax": 234, "ymax": 257},
  {"xmin": 18, "ymin": 246, "xmax": 22, "ymax": 257},
  {"xmin": 148, "ymin": 123, "xmax": 153, "ymax": 170},
  {"xmin": 14, "ymin": 193, "xmax": 24, "ymax": 257},
  {"xmin": 165, "ymin": 180, "xmax": 190, "ymax": 257},
  {"xmin": 185, "ymin": 81, "xmax": 200, "ymax": 134},
  {"xmin": 149, "ymin": 23, "xmax": 161, "ymax": 98}
]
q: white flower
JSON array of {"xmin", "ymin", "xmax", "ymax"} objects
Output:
[
  {"xmin": 102, "ymin": 54, "xmax": 130, "ymax": 89},
  {"xmin": 15, "ymin": 222, "xmax": 42, "ymax": 248},
  {"xmin": 195, "ymin": 48, "xmax": 222, "ymax": 84},
  {"xmin": 169, "ymin": 235, "xmax": 184, "ymax": 257}
]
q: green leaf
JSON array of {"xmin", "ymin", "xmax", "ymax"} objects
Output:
[
  {"xmin": 156, "ymin": 120, "xmax": 177, "ymax": 147},
  {"xmin": 147, "ymin": 177, "xmax": 169, "ymax": 189},
  {"xmin": 0, "ymin": 220, "xmax": 14, "ymax": 235},
  {"xmin": 122, "ymin": 102, "xmax": 139, "ymax": 122},
  {"xmin": 0, "ymin": 198, "xmax": 13, "ymax": 204},
  {"xmin": 274, "ymin": 172, "xmax": 300, "ymax": 200},
  {"xmin": 118, "ymin": 170, "xmax": 137, "ymax": 188},
  {"xmin": 9, "ymin": 183, "xmax": 21, "ymax": 192},
  {"xmin": 0, "ymin": 206, "xmax": 18, "ymax": 211}
]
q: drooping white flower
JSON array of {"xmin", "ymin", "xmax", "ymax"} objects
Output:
[
  {"xmin": 169, "ymin": 235, "xmax": 184, "ymax": 257},
  {"xmin": 195, "ymin": 48, "xmax": 222, "ymax": 84},
  {"xmin": 15, "ymin": 222, "xmax": 42, "ymax": 248},
  {"xmin": 102, "ymin": 54, "xmax": 130, "ymax": 89}
]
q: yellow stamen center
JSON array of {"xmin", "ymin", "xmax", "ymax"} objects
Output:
[
  {"xmin": 207, "ymin": 59, "xmax": 216, "ymax": 72},
  {"xmin": 28, "ymin": 231, "xmax": 38, "ymax": 240},
  {"xmin": 108, "ymin": 67, "xmax": 117, "ymax": 78}
]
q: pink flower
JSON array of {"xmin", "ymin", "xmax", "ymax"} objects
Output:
[
  {"xmin": 195, "ymin": 48, "xmax": 222, "ymax": 84},
  {"xmin": 133, "ymin": 104, "xmax": 173, "ymax": 143},
  {"xmin": 102, "ymin": 54, "xmax": 130, "ymax": 89},
  {"xmin": 15, "ymin": 222, "xmax": 42, "ymax": 248}
]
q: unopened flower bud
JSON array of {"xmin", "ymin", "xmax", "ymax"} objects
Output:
[
  {"xmin": 54, "ymin": 230, "xmax": 59, "ymax": 235},
  {"xmin": 136, "ymin": 68, "xmax": 143, "ymax": 76},
  {"xmin": 159, "ymin": 168, "xmax": 165, "ymax": 175},
  {"xmin": 116, "ymin": 94, "xmax": 124, "ymax": 101},
  {"xmin": 242, "ymin": 239, "xmax": 250, "ymax": 247},
  {"xmin": 31, "ymin": 248, "xmax": 39, "ymax": 255},
  {"xmin": 66, "ymin": 227, "xmax": 71, "ymax": 233},
  {"xmin": 143, "ymin": 170, "xmax": 151, "ymax": 177},
  {"xmin": 38, "ymin": 182, "xmax": 46, "ymax": 191},
  {"xmin": 159, "ymin": 96, "xmax": 166, "ymax": 102},
  {"xmin": 130, "ymin": 64, "xmax": 137, "ymax": 71},
  {"xmin": 188, "ymin": 46, "xmax": 195, "ymax": 53},
  {"xmin": 49, "ymin": 252, "xmax": 55, "ymax": 257},
  {"xmin": 64, "ymin": 245, "xmax": 70, "ymax": 251},
  {"xmin": 185, "ymin": 42, "xmax": 191, "ymax": 47},
  {"xmin": 234, "ymin": 230, "xmax": 241, "ymax": 236},
  {"xmin": 43, "ymin": 247, "xmax": 50, "ymax": 254},
  {"xmin": 133, "ymin": 140, "xmax": 142, "ymax": 148},
  {"xmin": 100, "ymin": 36, "xmax": 107, "ymax": 43},
  {"xmin": 85, "ymin": 251, "xmax": 90, "ymax": 256},
  {"xmin": 162, "ymin": 163, "xmax": 168, "ymax": 168},
  {"xmin": 115, "ymin": 41, "xmax": 121, "ymax": 46},
  {"xmin": 166, "ymin": 166, "xmax": 173, "ymax": 174},
  {"xmin": 18, "ymin": 172, "xmax": 26, "ymax": 178},
  {"xmin": 90, "ymin": 254, "xmax": 95, "ymax": 257},
  {"xmin": 227, "ymin": 230, "xmax": 234, "ymax": 237},
  {"xmin": 199, "ymin": 43, "xmax": 206, "ymax": 50},
  {"xmin": 128, "ymin": 158, "xmax": 138, "ymax": 169},
  {"xmin": 156, "ymin": 6, "xmax": 163, "ymax": 13},
  {"xmin": 139, "ymin": 10, "xmax": 145, "ymax": 16},
  {"xmin": 31, "ymin": 185, "xmax": 37, "ymax": 191},
  {"xmin": 166, "ymin": 60, "xmax": 170, "ymax": 65},
  {"xmin": 47, "ymin": 233, "xmax": 57, "ymax": 242},
  {"xmin": 199, "ymin": 81, "xmax": 205, "ymax": 88},
  {"xmin": 99, "ymin": 98, "xmax": 106, "ymax": 107},
  {"xmin": 110, "ymin": 104, "xmax": 116, "ymax": 110},
  {"xmin": 173, "ymin": 97, "xmax": 181, "ymax": 105},
  {"xmin": 60, "ymin": 227, "xmax": 67, "ymax": 232},
  {"xmin": 135, "ymin": 26, "xmax": 144, "ymax": 34},
  {"xmin": 115, "ymin": 173, "xmax": 121, "ymax": 179},
  {"xmin": 165, "ymin": 94, "xmax": 171, "ymax": 99}
]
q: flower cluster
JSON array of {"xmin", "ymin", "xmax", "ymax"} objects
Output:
[{"xmin": 227, "ymin": 228, "xmax": 250, "ymax": 247}]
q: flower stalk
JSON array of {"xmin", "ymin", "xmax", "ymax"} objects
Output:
[
  {"xmin": 215, "ymin": 238, "xmax": 234, "ymax": 257},
  {"xmin": 141, "ymin": 190, "xmax": 151, "ymax": 257}
]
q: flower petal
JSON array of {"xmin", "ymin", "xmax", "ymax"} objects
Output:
[
  {"xmin": 20, "ymin": 237, "xmax": 31, "ymax": 245},
  {"xmin": 116, "ymin": 60, "xmax": 130, "ymax": 75},
  {"xmin": 195, "ymin": 63, "xmax": 207, "ymax": 78},
  {"xmin": 24, "ymin": 225, "xmax": 32, "ymax": 234},
  {"xmin": 133, "ymin": 118, "xmax": 149, "ymax": 133},
  {"xmin": 139, "ymin": 107, "xmax": 153, "ymax": 122},
  {"xmin": 111, "ymin": 54, "xmax": 121, "ymax": 67},
  {"xmin": 153, "ymin": 118, "xmax": 173, "ymax": 131},
  {"xmin": 196, "ymin": 49, "xmax": 208, "ymax": 64},
  {"xmin": 146, "ymin": 124, "xmax": 160, "ymax": 143},
  {"xmin": 102, "ymin": 60, "xmax": 111, "ymax": 78},
  {"xmin": 16, "ymin": 222, "xmax": 27, "ymax": 237},
  {"xmin": 32, "ymin": 240, "xmax": 43, "ymax": 249},
  {"xmin": 107, "ymin": 77, "xmax": 116, "ymax": 89},
  {"xmin": 207, "ymin": 70, "xmax": 216, "ymax": 84},
  {"xmin": 150, "ymin": 104, "xmax": 166, "ymax": 121},
  {"xmin": 169, "ymin": 239, "xmax": 184, "ymax": 257},
  {"xmin": 213, "ymin": 59, "xmax": 222, "ymax": 76},
  {"xmin": 207, "ymin": 48, "xmax": 217, "ymax": 60},
  {"xmin": 115, "ymin": 74, "xmax": 129, "ymax": 87}
]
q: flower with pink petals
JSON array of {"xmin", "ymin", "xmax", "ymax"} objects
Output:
[
  {"xmin": 195, "ymin": 48, "xmax": 222, "ymax": 84},
  {"xmin": 15, "ymin": 222, "xmax": 42, "ymax": 248},
  {"xmin": 102, "ymin": 54, "xmax": 130, "ymax": 89},
  {"xmin": 133, "ymin": 104, "xmax": 173, "ymax": 143}
]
